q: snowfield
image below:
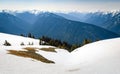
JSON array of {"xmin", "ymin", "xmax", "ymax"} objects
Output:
[{"xmin": 0, "ymin": 33, "xmax": 120, "ymax": 74}]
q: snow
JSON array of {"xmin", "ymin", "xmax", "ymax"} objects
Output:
[
  {"xmin": 71, "ymin": 38, "xmax": 120, "ymax": 65},
  {"xmin": 37, "ymin": 49, "xmax": 70, "ymax": 65},
  {"xmin": 0, "ymin": 32, "xmax": 120, "ymax": 74},
  {"xmin": 0, "ymin": 33, "xmax": 72, "ymax": 74},
  {"xmin": 0, "ymin": 33, "xmax": 39, "ymax": 46},
  {"xmin": 69, "ymin": 38, "xmax": 120, "ymax": 74}
]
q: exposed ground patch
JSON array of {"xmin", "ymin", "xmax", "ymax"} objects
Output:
[
  {"xmin": 7, "ymin": 47, "xmax": 55, "ymax": 64},
  {"xmin": 24, "ymin": 47, "xmax": 56, "ymax": 52},
  {"xmin": 39, "ymin": 47, "xmax": 56, "ymax": 52}
]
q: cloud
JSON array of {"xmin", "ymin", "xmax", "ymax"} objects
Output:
[{"xmin": 0, "ymin": 0, "xmax": 120, "ymax": 12}]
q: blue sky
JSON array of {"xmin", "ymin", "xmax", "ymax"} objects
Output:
[{"xmin": 0, "ymin": 0, "xmax": 120, "ymax": 12}]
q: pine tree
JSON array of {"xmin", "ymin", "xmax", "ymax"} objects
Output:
[
  {"xmin": 28, "ymin": 42, "xmax": 31, "ymax": 45},
  {"xmin": 3, "ymin": 40, "xmax": 11, "ymax": 46},
  {"xmin": 71, "ymin": 44, "xmax": 78, "ymax": 51},
  {"xmin": 39, "ymin": 38, "xmax": 42, "ymax": 45},
  {"xmin": 32, "ymin": 35, "xmax": 35, "ymax": 38},
  {"xmin": 28, "ymin": 33, "xmax": 32, "ymax": 38},
  {"xmin": 20, "ymin": 34, "xmax": 24, "ymax": 37},
  {"xmin": 82, "ymin": 39, "xmax": 91, "ymax": 45},
  {"xmin": 20, "ymin": 42, "xmax": 24, "ymax": 46}
]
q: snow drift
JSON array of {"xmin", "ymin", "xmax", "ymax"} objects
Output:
[
  {"xmin": 0, "ymin": 33, "xmax": 120, "ymax": 74},
  {"xmin": 71, "ymin": 38, "xmax": 120, "ymax": 65}
]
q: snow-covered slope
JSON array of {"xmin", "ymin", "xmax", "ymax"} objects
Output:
[
  {"xmin": 0, "ymin": 33, "xmax": 69, "ymax": 64},
  {"xmin": 0, "ymin": 33, "xmax": 120, "ymax": 74},
  {"xmin": 69, "ymin": 38, "xmax": 120, "ymax": 74},
  {"xmin": 71, "ymin": 38, "xmax": 120, "ymax": 65},
  {"xmin": 0, "ymin": 33, "xmax": 39, "ymax": 46},
  {"xmin": 0, "ymin": 33, "xmax": 71, "ymax": 74}
]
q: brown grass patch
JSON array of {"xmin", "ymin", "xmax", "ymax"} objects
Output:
[
  {"xmin": 39, "ymin": 47, "xmax": 56, "ymax": 52},
  {"xmin": 24, "ymin": 47, "xmax": 37, "ymax": 53},
  {"xmin": 7, "ymin": 49, "xmax": 54, "ymax": 64},
  {"xmin": 23, "ymin": 47, "xmax": 56, "ymax": 52}
]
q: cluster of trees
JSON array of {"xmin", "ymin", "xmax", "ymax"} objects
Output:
[
  {"xmin": 20, "ymin": 42, "xmax": 34, "ymax": 46},
  {"xmin": 19, "ymin": 33, "xmax": 95, "ymax": 52},
  {"xmin": 39, "ymin": 36, "xmax": 92, "ymax": 52},
  {"xmin": 3, "ymin": 40, "xmax": 34, "ymax": 46},
  {"xmin": 39, "ymin": 36, "xmax": 72, "ymax": 51},
  {"xmin": 20, "ymin": 33, "xmax": 35, "ymax": 38}
]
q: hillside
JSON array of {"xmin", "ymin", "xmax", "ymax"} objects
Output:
[
  {"xmin": 32, "ymin": 12, "xmax": 119, "ymax": 44},
  {"xmin": 0, "ymin": 33, "xmax": 120, "ymax": 74},
  {"xmin": 15, "ymin": 11, "xmax": 38, "ymax": 24},
  {"xmin": 0, "ymin": 12, "xmax": 31, "ymax": 35},
  {"xmin": 57, "ymin": 12, "xmax": 120, "ymax": 35},
  {"xmin": 103, "ymin": 13, "xmax": 120, "ymax": 34},
  {"xmin": 2, "ymin": 11, "xmax": 120, "ymax": 35},
  {"xmin": 0, "ymin": 11, "xmax": 119, "ymax": 45}
]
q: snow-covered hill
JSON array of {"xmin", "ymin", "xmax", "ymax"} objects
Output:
[
  {"xmin": 70, "ymin": 38, "xmax": 120, "ymax": 74},
  {"xmin": 0, "ymin": 33, "xmax": 39, "ymax": 46},
  {"xmin": 0, "ymin": 33, "xmax": 120, "ymax": 74}
]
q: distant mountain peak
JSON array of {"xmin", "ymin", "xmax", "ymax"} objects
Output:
[{"xmin": 38, "ymin": 12, "xmax": 65, "ymax": 19}]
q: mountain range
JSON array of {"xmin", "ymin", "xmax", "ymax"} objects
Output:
[
  {"xmin": 0, "ymin": 10, "xmax": 119, "ymax": 45},
  {"xmin": 56, "ymin": 11, "xmax": 120, "ymax": 35},
  {"xmin": 31, "ymin": 12, "xmax": 119, "ymax": 44},
  {"xmin": 0, "ymin": 12, "xmax": 31, "ymax": 35}
]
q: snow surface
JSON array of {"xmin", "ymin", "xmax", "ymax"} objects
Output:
[
  {"xmin": 0, "ymin": 33, "xmax": 39, "ymax": 46},
  {"xmin": 0, "ymin": 33, "xmax": 120, "ymax": 74}
]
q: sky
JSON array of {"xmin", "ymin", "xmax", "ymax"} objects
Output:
[{"xmin": 0, "ymin": 0, "xmax": 120, "ymax": 12}]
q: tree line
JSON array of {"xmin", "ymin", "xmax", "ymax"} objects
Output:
[
  {"xmin": 20, "ymin": 33, "xmax": 94, "ymax": 52},
  {"xmin": 39, "ymin": 36, "xmax": 92, "ymax": 52},
  {"xmin": 3, "ymin": 33, "xmax": 95, "ymax": 52}
]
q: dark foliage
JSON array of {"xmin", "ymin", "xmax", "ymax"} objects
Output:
[
  {"xmin": 39, "ymin": 36, "xmax": 92, "ymax": 52},
  {"xmin": 28, "ymin": 33, "xmax": 35, "ymax": 38},
  {"xmin": 3, "ymin": 40, "xmax": 11, "ymax": 46},
  {"xmin": 20, "ymin": 33, "xmax": 93, "ymax": 52},
  {"xmin": 20, "ymin": 42, "xmax": 25, "ymax": 46},
  {"xmin": 20, "ymin": 33, "xmax": 35, "ymax": 38},
  {"xmin": 20, "ymin": 34, "xmax": 24, "ymax": 37},
  {"xmin": 27, "ymin": 42, "xmax": 34, "ymax": 45},
  {"xmin": 82, "ymin": 38, "xmax": 92, "ymax": 46}
]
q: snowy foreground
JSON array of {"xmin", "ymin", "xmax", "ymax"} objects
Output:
[{"xmin": 0, "ymin": 33, "xmax": 120, "ymax": 74}]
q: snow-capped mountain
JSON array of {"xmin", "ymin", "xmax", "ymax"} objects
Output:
[
  {"xmin": 56, "ymin": 11, "xmax": 120, "ymax": 35},
  {"xmin": 31, "ymin": 12, "xmax": 119, "ymax": 44},
  {"xmin": 0, "ymin": 11, "xmax": 120, "ymax": 45},
  {"xmin": 104, "ymin": 12, "xmax": 120, "ymax": 34},
  {"xmin": 3, "ymin": 10, "xmax": 120, "ymax": 35},
  {"xmin": 15, "ymin": 11, "xmax": 38, "ymax": 24}
]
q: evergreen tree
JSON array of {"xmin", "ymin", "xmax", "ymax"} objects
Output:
[
  {"xmin": 28, "ymin": 42, "xmax": 31, "ymax": 45},
  {"xmin": 20, "ymin": 34, "xmax": 24, "ymax": 37},
  {"xmin": 39, "ymin": 38, "xmax": 42, "ymax": 45},
  {"xmin": 39, "ymin": 36, "xmax": 77, "ymax": 52},
  {"xmin": 28, "ymin": 33, "xmax": 32, "ymax": 38},
  {"xmin": 3, "ymin": 40, "xmax": 11, "ymax": 46},
  {"xmin": 31, "ymin": 35, "xmax": 35, "ymax": 38},
  {"xmin": 82, "ymin": 38, "xmax": 91, "ymax": 45},
  {"xmin": 20, "ymin": 42, "xmax": 24, "ymax": 46}
]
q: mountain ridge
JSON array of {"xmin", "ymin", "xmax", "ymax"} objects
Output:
[
  {"xmin": 0, "ymin": 12, "xmax": 32, "ymax": 35},
  {"xmin": 0, "ymin": 11, "xmax": 119, "ymax": 45},
  {"xmin": 31, "ymin": 12, "xmax": 119, "ymax": 44}
]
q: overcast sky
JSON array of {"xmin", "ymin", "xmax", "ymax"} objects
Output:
[{"xmin": 0, "ymin": 0, "xmax": 120, "ymax": 12}]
